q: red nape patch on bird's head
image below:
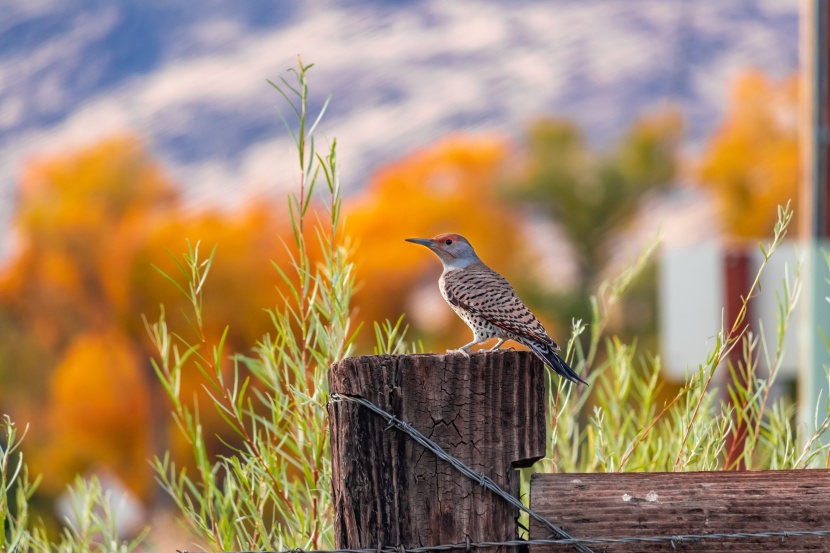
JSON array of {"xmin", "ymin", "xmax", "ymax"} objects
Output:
[{"xmin": 432, "ymin": 233, "xmax": 469, "ymax": 246}]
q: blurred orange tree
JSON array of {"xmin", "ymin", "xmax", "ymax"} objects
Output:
[
  {"xmin": 698, "ymin": 70, "xmax": 799, "ymax": 238},
  {"xmin": 0, "ymin": 137, "xmax": 292, "ymax": 501}
]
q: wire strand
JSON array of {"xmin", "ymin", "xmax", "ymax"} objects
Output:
[{"xmin": 179, "ymin": 528, "xmax": 830, "ymax": 553}]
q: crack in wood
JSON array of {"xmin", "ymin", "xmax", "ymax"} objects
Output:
[{"xmin": 330, "ymin": 352, "xmax": 547, "ymax": 553}]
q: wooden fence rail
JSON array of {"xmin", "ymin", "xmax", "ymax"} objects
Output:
[{"xmin": 529, "ymin": 470, "xmax": 830, "ymax": 552}]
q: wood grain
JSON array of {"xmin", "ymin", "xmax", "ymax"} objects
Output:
[
  {"xmin": 530, "ymin": 470, "xmax": 830, "ymax": 552},
  {"xmin": 329, "ymin": 351, "xmax": 547, "ymax": 553}
]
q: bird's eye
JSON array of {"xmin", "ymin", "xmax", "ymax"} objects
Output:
[{"xmin": 445, "ymin": 239, "xmax": 453, "ymax": 245}]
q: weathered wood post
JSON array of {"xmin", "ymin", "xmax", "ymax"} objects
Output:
[
  {"xmin": 328, "ymin": 351, "xmax": 547, "ymax": 552},
  {"xmin": 529, "ymin": 470, "xmax": 830, "ymax": 552}
]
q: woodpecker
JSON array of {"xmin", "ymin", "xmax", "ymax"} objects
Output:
[{"xmin": 406, "ymin": 233, "xmax": 586, "ymax": 385}]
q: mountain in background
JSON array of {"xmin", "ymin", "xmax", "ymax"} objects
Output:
[{"xmin": 0, "ymin": 0, "xmax": 798, "ymax": 257}]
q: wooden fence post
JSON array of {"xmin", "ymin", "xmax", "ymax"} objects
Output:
[{"xmin": 328, "ymin": 351, "xmax": 547, "ymax": 552}]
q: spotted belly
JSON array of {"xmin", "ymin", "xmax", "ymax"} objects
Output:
[
  {"xmin": 453, "ymin": 305, "xmax": 505, "ymax": 342},
  {"xmin": 440, "ymin": 280, "xmax": 512, "ymax": 343}
]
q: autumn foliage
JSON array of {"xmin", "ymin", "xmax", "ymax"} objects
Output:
[
  {"xmin": 698, "ymin": 70, "xmax": 800, "ymax": 238},
  {"xmin": 0, "ymin": 137, "xmax": 291, "ymax": 498}
]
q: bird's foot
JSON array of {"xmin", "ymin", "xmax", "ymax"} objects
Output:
[{"xmin": 446, "ymin": 348, "xmax": 471, "ymax": 358}]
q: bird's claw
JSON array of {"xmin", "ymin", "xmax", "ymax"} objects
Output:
[
  {"xmin": 489, "ymin": 346, "xmax": 516, "ymax": 352},
  {"xmin": 446, "ymin": 348, "xmax": 471, "ymax": 358}
]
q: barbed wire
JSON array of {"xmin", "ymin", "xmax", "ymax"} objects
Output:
[
  {"xmin": 181, "ymin": 528, "xmax": 830, "ymax": 553},
  {"xmin": 329, "ymin": 393, "xmax": 593, "ymax": 553}
]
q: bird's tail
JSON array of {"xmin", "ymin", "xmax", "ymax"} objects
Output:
[{"xmin": 523, "ymin": 339, "xmax": 588, "ymax": 385}]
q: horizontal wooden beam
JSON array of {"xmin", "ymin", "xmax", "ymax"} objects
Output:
[{"xmin": 530, "ymin": 470, "xmax": 830, "ymax": 552}]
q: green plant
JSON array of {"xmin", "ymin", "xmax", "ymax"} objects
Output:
[
  {"xmin": 146, "ymin": 58, "xmax": 357, "ymax": 552},
  {"xmin": 1, "ymin": 415, "xmax": 36, "ymax": 552},
  {"xmin": 372, "ymin": 315, "xmax": 423, "ymax": 355},
  {"xmin": 538, "ymin": 202, "xmax": 830, "ymax": 475},
  {"xmin": 1, "ymin": 415, "xmax": 145, "ymax": 553}
]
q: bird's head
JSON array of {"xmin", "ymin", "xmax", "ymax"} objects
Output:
[{"xmin": 405, "ymin": 233, "xmax": 481, "ymax": 270}]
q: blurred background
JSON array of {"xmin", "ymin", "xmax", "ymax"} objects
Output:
[{"xmin": 0, "ymin": 0, "xmax": 818, "ymax": 548}]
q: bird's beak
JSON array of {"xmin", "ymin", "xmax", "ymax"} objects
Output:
[{"xmin": 405, "ymin": 237, "xmax": 435, "ymax": 249}]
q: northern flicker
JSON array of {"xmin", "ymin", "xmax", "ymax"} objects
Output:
[{"xmin": 406, "ymin": 233, "xmax": 586, "ymax": 385}]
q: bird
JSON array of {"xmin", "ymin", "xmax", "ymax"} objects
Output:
[{"xmin": 406, "ymin": 233, "xmax": 587, "ymax": 385}]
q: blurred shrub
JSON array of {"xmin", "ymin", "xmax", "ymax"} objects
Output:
[
  {"xmin": 0, "ymin": 137, "xmax": 291, "ymax": 501},
  {"xmin": 2, "ymin": 414, "xmax": 148, "ymax": 552},
  {"xmin": 510, "ymin": 109, "xmax": 681, "ymax": 341},
  {"xmin": 698, "ymin": 70, "xmax": 799, "ymax": 238},
  {"xmin": 46, "ymin": 331, "xmax": 150, "ymax": 495}
]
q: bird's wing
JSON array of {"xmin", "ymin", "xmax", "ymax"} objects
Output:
[{"xmin": 444, "ymin": 266, "xmax": 559, "ymax": 350}]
